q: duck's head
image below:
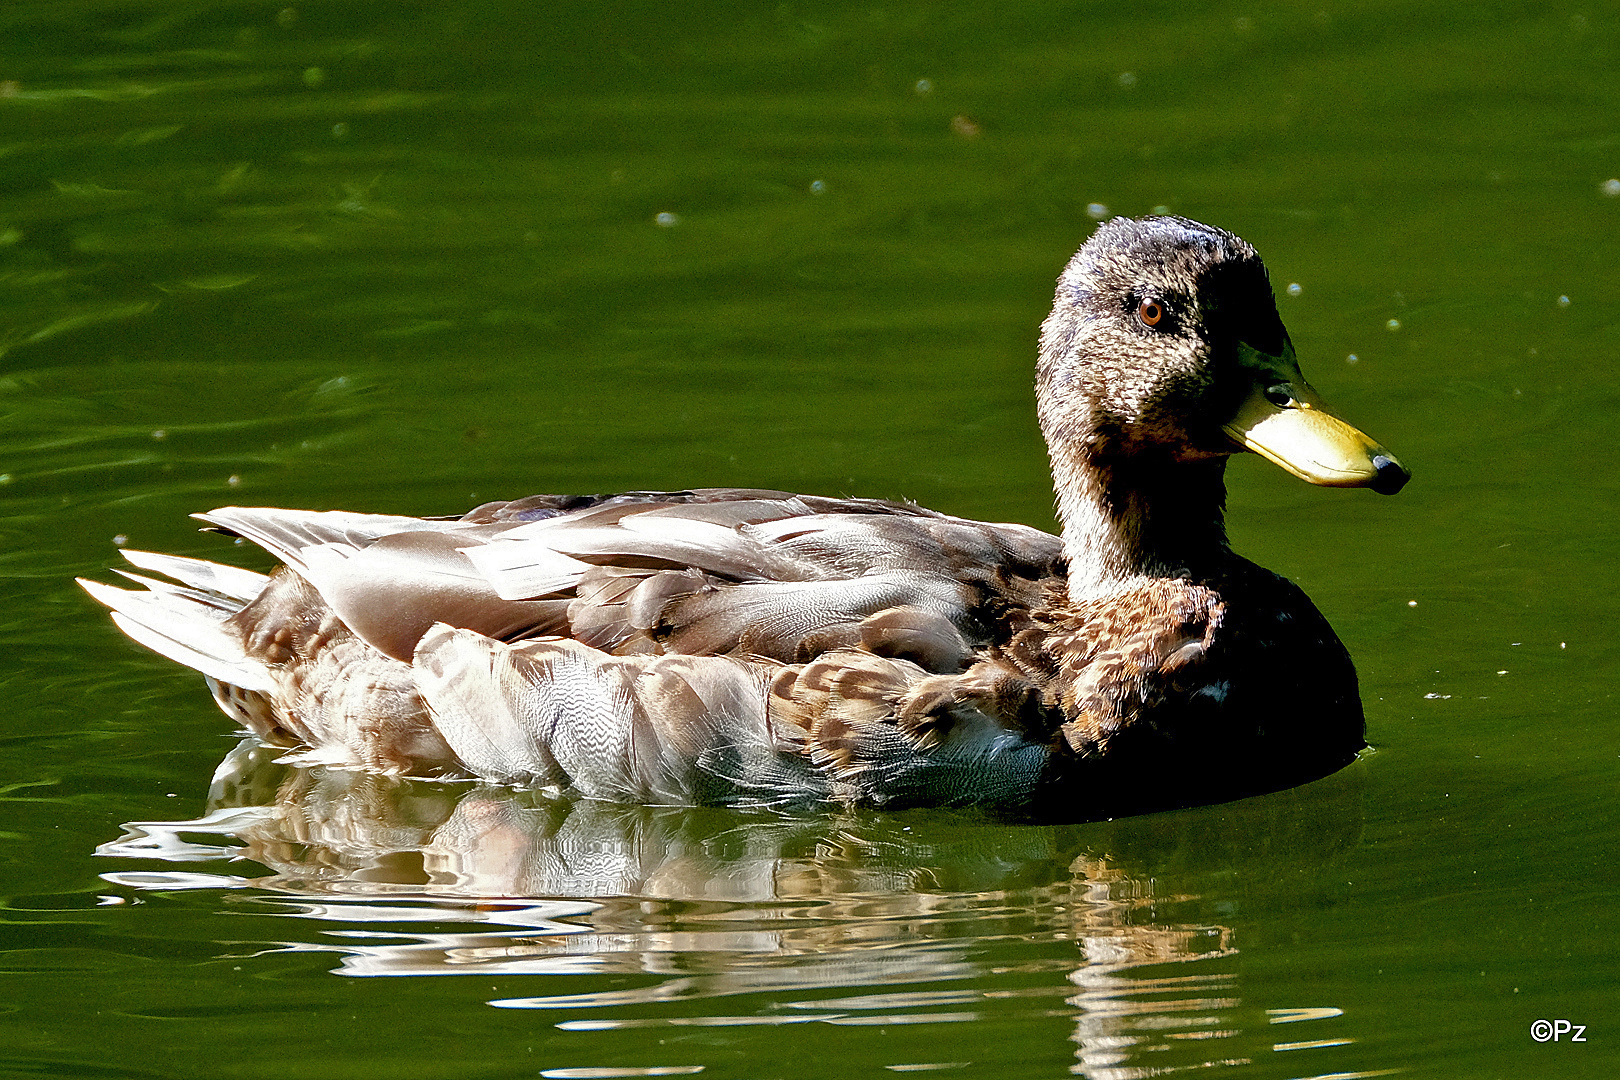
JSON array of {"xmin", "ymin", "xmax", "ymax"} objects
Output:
[{"xmin": 1037, "ymin": 215, "xmax": 1408, "ymax": 496}]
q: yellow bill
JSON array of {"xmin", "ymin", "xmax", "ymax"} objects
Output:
[{"xmin": 1223, "ymin": 343, "xmax": 1409, "ymax": 495}]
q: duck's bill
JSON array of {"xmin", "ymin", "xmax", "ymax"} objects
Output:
[{"xmin": 1223, "ymin": 344, "xmax": 1410, "ymax": 495}]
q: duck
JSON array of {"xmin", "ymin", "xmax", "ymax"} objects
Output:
[{"xmin": 80, "ymin": 215, "xmax": 1408, "ymax": 818}]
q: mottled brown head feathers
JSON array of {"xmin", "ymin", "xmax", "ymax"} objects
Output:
[{"xmin": 1037, "ymin": 215, "xmax": 1286, "ymax": 460}]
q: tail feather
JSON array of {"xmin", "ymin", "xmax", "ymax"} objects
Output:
[
  {"xmin": 77, "ymin": 568, "xmax": 276, "ymax": 694},
  {"xmin": 112, "ymin": 569, "xmax": 244, "ymax": 615},
  {"xmin": 193, "ymin": 506, "xmax": 456, "ymax": 576},
  {"xmin": 118, "ymin": 549, "xmax": 269, "ymax": 603}
]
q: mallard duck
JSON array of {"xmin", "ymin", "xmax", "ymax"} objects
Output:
[{"xmin": 81, "ymin": 216, "xmax": 1407, "ymax": 817}]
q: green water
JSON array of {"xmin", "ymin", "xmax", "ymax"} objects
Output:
[{"xmin": 3, "ymin": 2, "xmax": 1616, "ymax": 1077}]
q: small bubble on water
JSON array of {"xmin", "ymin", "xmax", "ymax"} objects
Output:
[
  {"xmin": 1117, "ymin": 72, "xmax": 1137, "ymax": 88},
  {"xmin": 1346, "ymin": 353, "xmax": 1359, "ymax": 364},
  {"xmin": 1603, "ymin": 178, "xmax": 1620, "ymax": 197},
  {"xmin": 227, "ymin": 474, "xmax": 241, "ymax": 487},
  {"xmin": 654, "ymin": 212, "xmax": 679, "ymax": 227},
  {"xmin": 1286, "ymin": 282, "xmax": 1302, "ymax": 297},
  {"xmin": 1085, "ymin": 202, "xmax": 1109, "ymax": 220},
  {"xmin": 332, "ymin": 122, "xmax": 348, "ymax": 138},
  {"xmin": 809, "ymin": 179, "xmax": 825, "ymax": 195},
  {"xmin": 914, "ymin": 78, "xmax": 933, "ymax": 96},
  {"xmin": 1557, "ymin": 295, "xmax": 1570, "ymax": 307},
  {"xmin": 112, "ymin": 534, "xmax": 128, "ymax": 547},
  {"xmin": 1149, "ymin": 205, "xmax": 1169, "ymax": 215},
  {"xmin": 151, "ymin": 429, "xmax": 167, "ymax": 440},
  {"xmin": 1407, "ymin": 600, "xmax": 1418, "ymax": 607},
  {"xmin": 1385, "ymin": 318, "xmax": 1401, "ymax": 331},
  {"xmin": 0, "ymin": 473, "xmax": 10, "ymax": 484}
]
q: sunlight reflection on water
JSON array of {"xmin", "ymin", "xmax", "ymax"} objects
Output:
[{"xmin": 93, "ymin": 739, "xmax": 1365, "ymax": 1078}]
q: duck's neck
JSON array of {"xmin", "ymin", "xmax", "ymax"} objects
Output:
[{"xmin": 1051, "ymin": 447, "xmax": 1232, "ymax": 602}]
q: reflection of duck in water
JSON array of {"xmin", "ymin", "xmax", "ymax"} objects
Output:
[
  {"xmin": 81, "ymin": 216, "xmax": 1407, "ymax": 816},
  {"xmin": 97, "ymin": 746, "xmax": 1367, "ymax": 1077},
  {"xmin": 106, "ymin": 736, "xmax": 1361, "ymax": 901}
]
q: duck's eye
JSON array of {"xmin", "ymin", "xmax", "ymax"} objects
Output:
[{"xmin": 1137, "ymin": 299, "xmax": 1165, "ymax": 327}]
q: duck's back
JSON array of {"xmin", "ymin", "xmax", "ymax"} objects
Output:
[
  {"xmin": 216, "ymin": 487, "xmax": 1065, "ymax": 664},
  {"xmin": 85, "ymin": 488, "xmax": 1074, "ymax": 807}
]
